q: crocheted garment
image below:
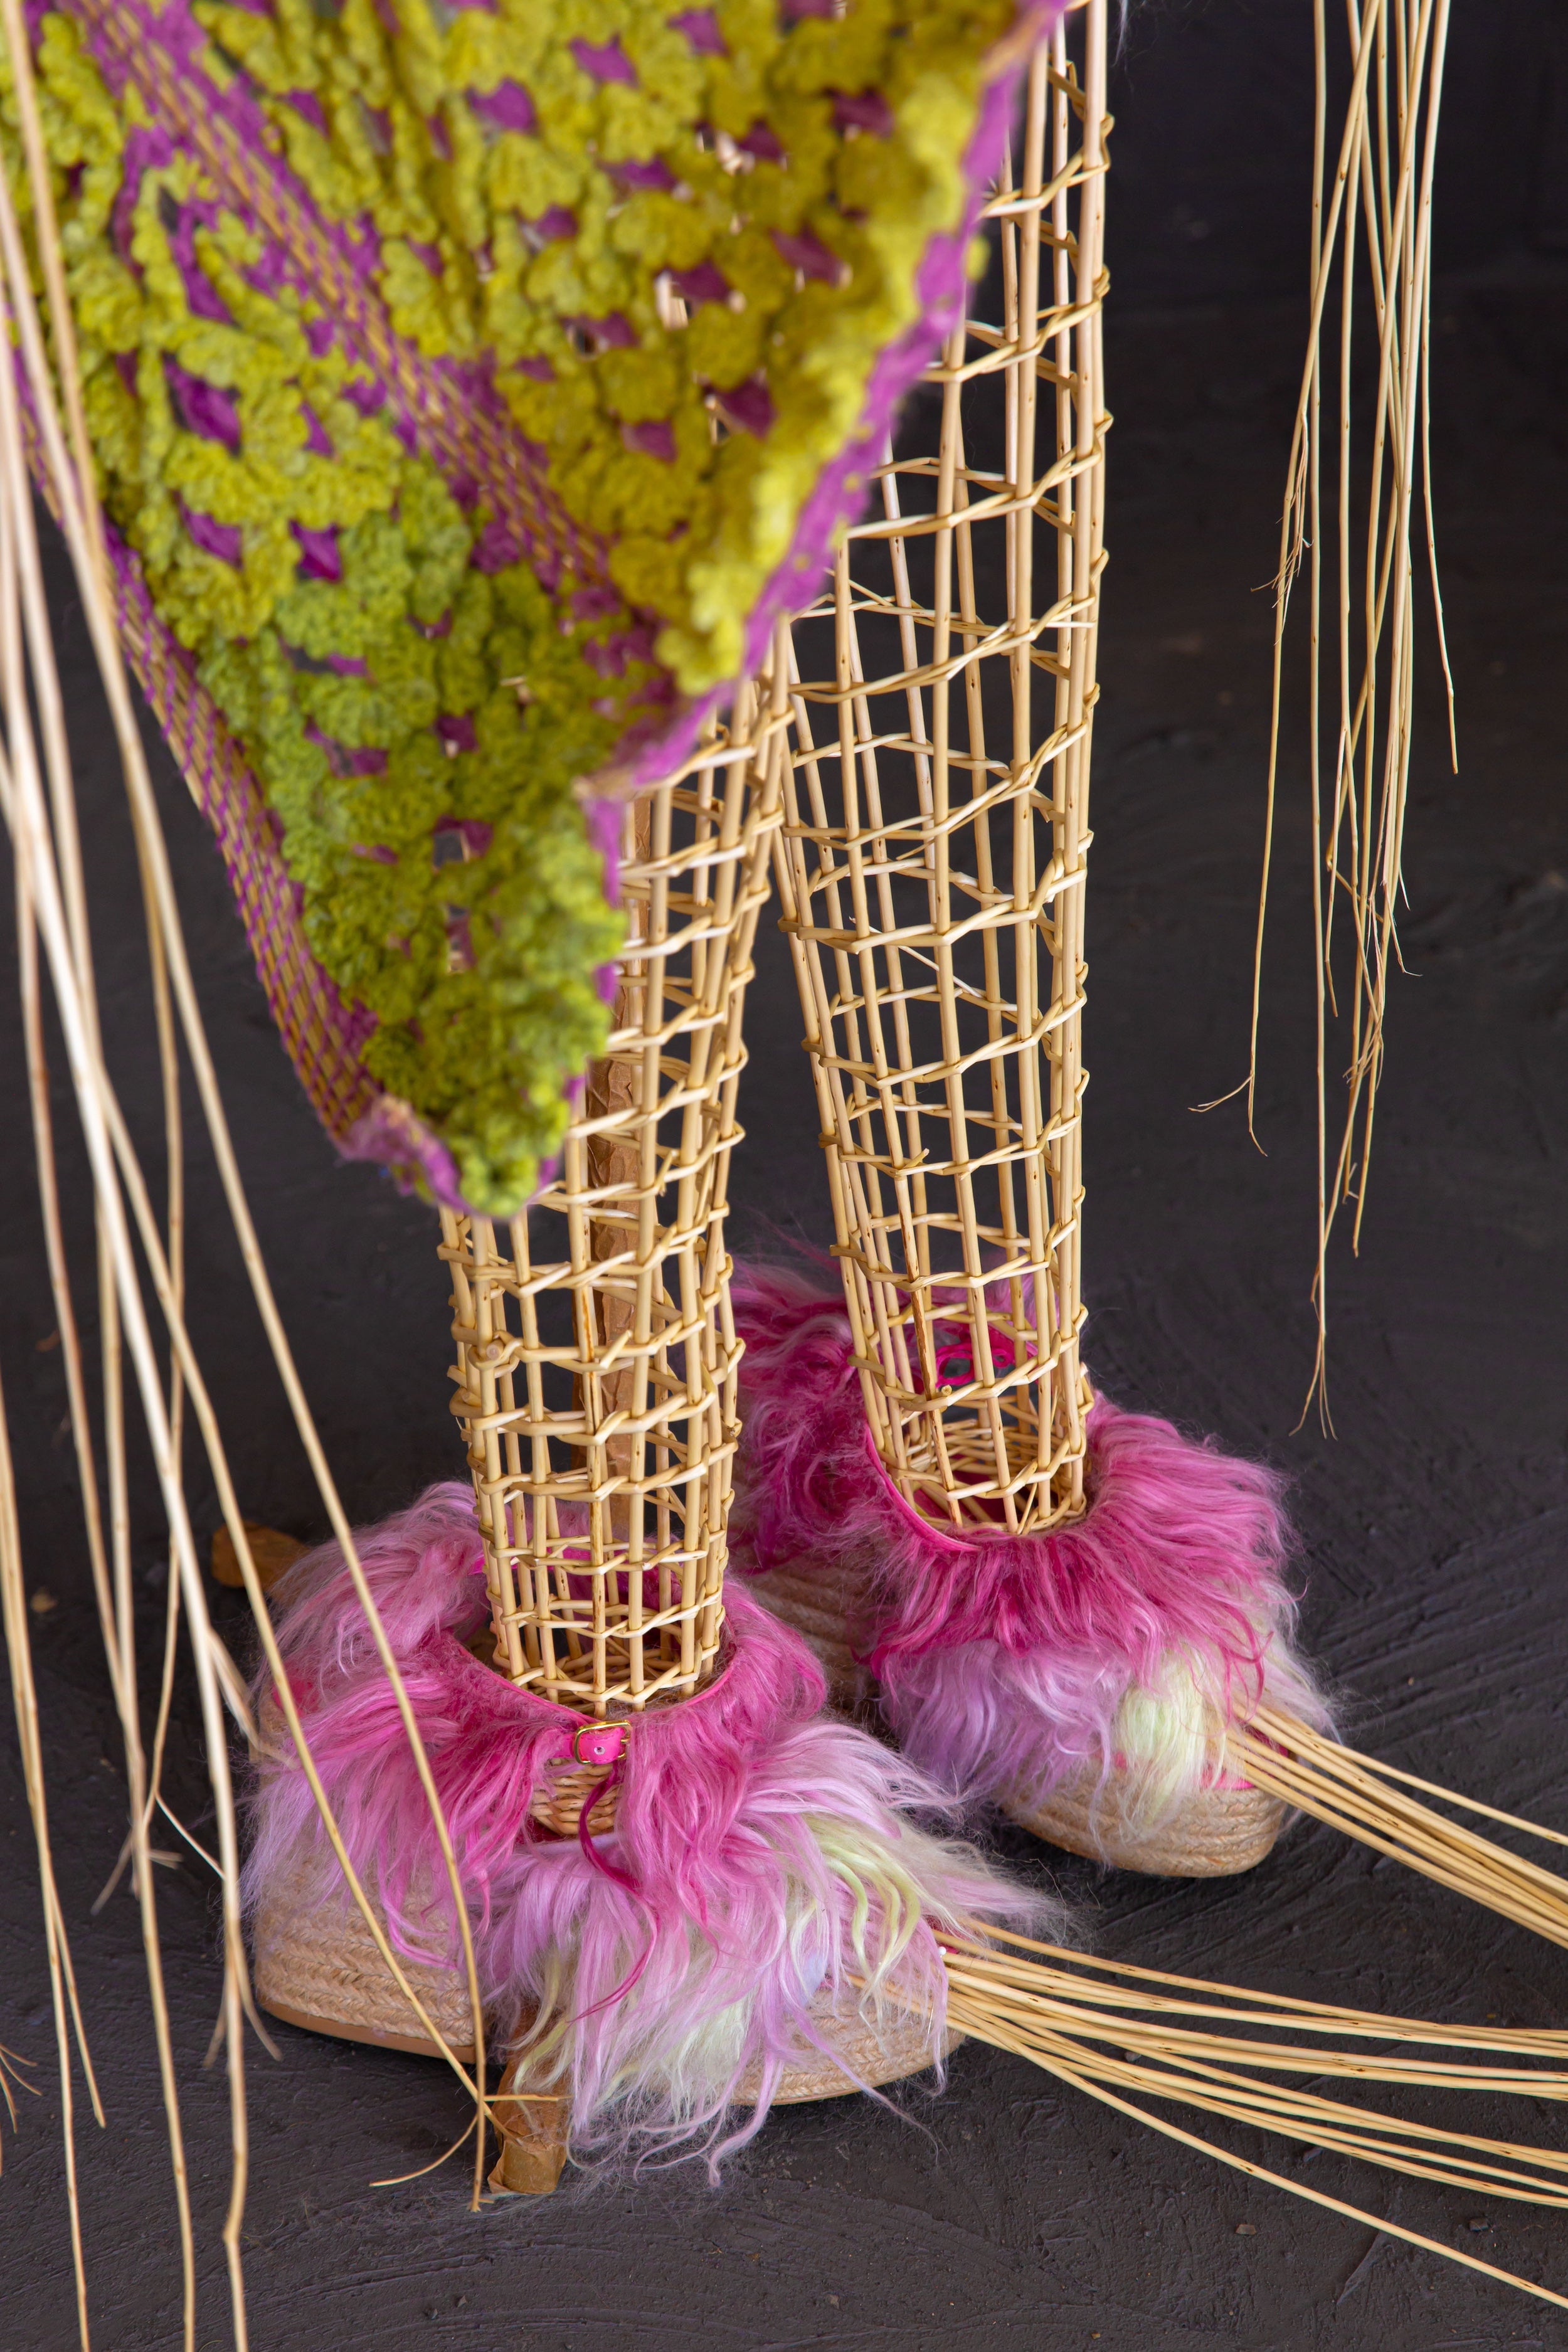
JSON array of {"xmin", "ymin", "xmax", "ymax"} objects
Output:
[{"xmin": 3, "ymin": 0, "xmax": 1045, "ymax": 1210}]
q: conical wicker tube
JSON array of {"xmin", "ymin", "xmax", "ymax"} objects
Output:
[
  {"xmin": 441, "ymin": 650, "xmax": 787, "ymax": 1719},
  {"xmin": 771, "ymin": 8, "xmax": 1108, "ymax": 1537}
]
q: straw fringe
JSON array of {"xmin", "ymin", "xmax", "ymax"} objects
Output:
[
  {"xmin": 938, "ymin": 1921, "xmax": 1568, "ymax": 2312},
  {"xmin": 1241, "ymin": 0, "xmax": 1455, "ymax": 1414},
  {"xmin": 1237, "ymin": 1707, "xmax": 1568, "ymax": 1951}
]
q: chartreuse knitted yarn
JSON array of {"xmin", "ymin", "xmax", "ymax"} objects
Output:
[{"xmin": 1, "ymin": 0, "xmax": 1030, "ymax": 1212}]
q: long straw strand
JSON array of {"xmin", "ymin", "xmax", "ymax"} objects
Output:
[
  {"xmin": 967, "ymin": 2019, "xmax": 1568, "ymax": 2314},
  {"xmin": 0, "ymin": 70, "xmax": 495, "ymax": 2228},
  {"xmin": 0, "ymin": 18, "xmax": 202, "ymax": 2328},
  {"xmin": 1, "ymin": 845, "xmax": 100, "ymax": 2352},
  {"xmin": 0, "ymin": 1353, "xmax": 100, "ymax": 2348},
  {"xmin": 0, "ymin": 290, "xmax": 226, "ymax": 2349},
  {"xmin": 940, "ymin": 1928, "xmax": 1568, "ymax": 2311},
  {"xmin": 1236, "ymin": 0, "xmax": 1453, "ymax": 1397},
  {"xmin": 0, "ymin": 137, "xmax": 465, "ymax": 2343},
  {"xmin": 1236, "ymin": 1708, "xmax": 1568, "ymax": 1947}
]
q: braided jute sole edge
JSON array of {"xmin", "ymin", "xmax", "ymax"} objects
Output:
[
  {"xmin": 484, "ymin": 2003, "xmax": 963, "ymax": 2195},
  {"xmin": 748, "ymin": 1555, "xmax": 1292, "ymax": 1879},
  {"xmin": 252, "ymin": 1852, "xmax": 482, "ymax": 2060},
  {"xmin": 252, "ymin": 1860, "xmax": 961, "ymax": 2190},
  {"xmin": 1002, "ymin": 1764, "xmax": 1286, "ymax": 1876}
]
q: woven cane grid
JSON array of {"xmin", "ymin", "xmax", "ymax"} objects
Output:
[
  {"xmin": 775, "ymin": 10, "xmax": 1108, "ymax": 1537},
  {"xmin": 440, "ymin": 661, "xmax": 787, "ymax": 1715}
]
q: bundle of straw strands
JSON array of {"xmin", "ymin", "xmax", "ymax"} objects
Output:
[{"xmin": 1244, "ymin": 0, "xmax": 1457, "ymax": 1416}]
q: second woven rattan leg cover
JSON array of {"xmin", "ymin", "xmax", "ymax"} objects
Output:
[
  {"xmin": 731, "ymin": 1264, "xmax": 1333, "ymax": 1874},
  {"xmin": 735, "ymin": 20, "xmax": 1330, "ymax": 1876}
]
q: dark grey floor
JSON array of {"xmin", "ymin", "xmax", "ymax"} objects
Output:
[{"xmin": 4, "ymin": 26, "xmax": 1568, "ymax": 2352}]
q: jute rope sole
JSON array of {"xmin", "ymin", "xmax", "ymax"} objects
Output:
[
  {"xmin": 748, "ymin": 1560, "xmax": 1290, "ymax": 1879},
  {"xmin": 734, "ymin": 1993, "xmax": 961, "ymax": 2110},
  {"xmin": 251, "ymin": 1851, "xmax": 480, "ymax": 2062},
  {"xmin": 487, "ymin": 1993, "xmax": 963, "ymax": 2196},
  {"xmin": 258, "ymin": 1888, "xmax": 955, "ymax": 2105},
  {"xmin": 743, "ymin": 1556, "xmax": 872, "ymax": 1714},
  {"xmin": 253, "ymin": 1848, "xmax": 957, "ymax": 2195},
  {"xmin": 1002, "ymin": 1764, "xmax": 1286, "ymax": 1877}
]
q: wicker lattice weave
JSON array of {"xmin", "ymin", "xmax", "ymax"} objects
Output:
[
  {"xmin": 444, "ymin": 8, "xmax": 1109, "ymax": 1660},
  {"xmin": 773, "ymin": 6, "xmax": 1108, "ymax": 1535},
  {"xmin": 441, "ymin": 650, "xmax": 788, "ymax": 1715}
]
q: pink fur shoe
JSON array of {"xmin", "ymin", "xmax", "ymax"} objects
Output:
[
  {"xmin": 729, "ymin": 1266, "xmax": 1332, "ymax": 1878},
  {"xmin": 245, "ymin": 1487, "xmax": 1052, "ymax": 2179}
]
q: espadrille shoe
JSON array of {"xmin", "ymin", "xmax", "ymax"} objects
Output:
[
  {"xmin": 246, "ymin": 1488, "xmax": 1054, "ymax": 2182},
  {"xmin": 729, "ymin": 1265, "xmax": 1332, "ymax": 1879}
]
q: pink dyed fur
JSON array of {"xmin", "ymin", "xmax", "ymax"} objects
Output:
[
  {"xmin": 729, "ymin": 1262, "xmax": 1331, "ymax": 1807},
  {"xmin": 245, "ymin": 1483, "xmax": 1049, "ymax": 2170}
]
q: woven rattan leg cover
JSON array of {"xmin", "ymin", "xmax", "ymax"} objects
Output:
[
  {"xmin": 728, "ymin": 18, "xmax": 1328, "ymax": 1877},
  {"xmin": 243, "ymin": 726, "xmax": 1045, "ymax": 2173},
  {"xmin": 756, "ymin": 1544, "xmax": 1288, "ymax": 1876},
  {"xmin": 732, "ymin": 1267, "xmax": 1324, "ymax": 1875}
]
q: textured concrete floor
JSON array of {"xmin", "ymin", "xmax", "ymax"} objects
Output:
[{"xmin": 3, "ymin": 17, "xmax": 1567, "ymax": 2352}]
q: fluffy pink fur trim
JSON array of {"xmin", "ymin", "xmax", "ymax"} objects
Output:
[
  {"xmin": 245, "ymin": 1483, "xmax": 1051, "ymax": 2169},
  {"xmin": 729, "ymin": 1261, "xmax": 1331, "ymax": 1804}
]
